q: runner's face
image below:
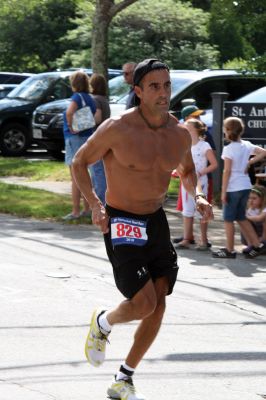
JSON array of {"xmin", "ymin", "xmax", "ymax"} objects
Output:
[{"xmin": 135, "ymin": 69, "xmax": 171, "ymax": 112}]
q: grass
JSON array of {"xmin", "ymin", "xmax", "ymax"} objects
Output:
[
  {"xmin": 0, "ymin": 156, "xmax": 178, "ymax": 221},
  {"xmin": 0, "ymin": 182, "xmax": 73, "ymax": 220},
  {"xmin": 0, "ymin": 157, "xmax": 78, "ymax": 222},
  {"xmin": 168, "ymin": 176, "xmax": 179, "ymax": 197}
]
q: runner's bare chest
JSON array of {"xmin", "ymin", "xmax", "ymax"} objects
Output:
[{"xmin": 112, "ymin": 123, "xmax": 182, "ymax": 173}]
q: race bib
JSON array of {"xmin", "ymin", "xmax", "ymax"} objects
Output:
[{"xmin": 111, "ymin": 217, "xmax": 148, "ymax": 246}]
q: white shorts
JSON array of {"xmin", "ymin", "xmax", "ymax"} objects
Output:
[{"xmin": 181, "ymin": 181, "xmax": 208, "ymax": 218}]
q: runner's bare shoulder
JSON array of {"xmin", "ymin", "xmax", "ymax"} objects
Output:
[
  {"xmin": 169, "ymin": 114, "xmax": 191, "ymax": 143},
  {"xmin": 96, "ymin": 107, "xmax": 137, "ymax": 137}
]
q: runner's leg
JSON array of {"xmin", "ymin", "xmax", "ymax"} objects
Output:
[{"xmin": 125, "ymin": 276, "xmax": 169, "ymax": 368}]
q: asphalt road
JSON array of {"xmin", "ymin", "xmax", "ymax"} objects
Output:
[{"xmin": 0, "ymin": 213, "xmax": 266, "ymax": 400}]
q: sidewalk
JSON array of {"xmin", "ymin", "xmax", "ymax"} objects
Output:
[{"xmin": 0, "ymin": 176, "xmax": 71, "ymax": 195}]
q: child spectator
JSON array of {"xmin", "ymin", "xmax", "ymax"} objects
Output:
[
  {"xmin": 212, "ymin": 117, "xmax": 266, "ymax": 259},
  {"xmin": 173, "ymin": 105, "xmax": 216, "ymax": 246},
  {"xmin": 176, "ymin": 118, "xmax": 217, "ymax": 250},
  {"xmin": 242, "ymin": 185, "xmax": 266, "ymax": 251}
]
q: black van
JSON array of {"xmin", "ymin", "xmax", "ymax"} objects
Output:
[{"xmin": 0, "ymin": 69, "xmax": 121, "ymax": 156}]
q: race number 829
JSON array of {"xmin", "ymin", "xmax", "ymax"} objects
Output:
[
  {"xmin": 116, "ymin": 223, "xmax": 142, "ymax": 238},
  {"xmin": 111, "ymin": 217, "xmax": 148, "ymax": 246}
]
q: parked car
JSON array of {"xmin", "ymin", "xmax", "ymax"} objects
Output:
[
  {"xmin": 224, "ymin": 86, "xmax": 266, "ymax": 146},
  {"xmin": 32, "ymin": 69, "xmax": 266, "ymax": 160},
  {"xmin": 0, "ymin": 69, "xmax": 121, "ymax": 156},
  {"xmin": 0, "ymin": 72, "xmax": 33, "ymax": 100}
]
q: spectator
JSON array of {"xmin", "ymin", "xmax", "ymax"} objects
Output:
[
  {"xmin": 89, "ymin": 73, "xmax": 110, "ymax": 204},
  {"xmin": 173, "ymin": 104, "xmax": 216, "ymax": 245},
  {"xmin": 180, "ymin": 105, "xmax": 216, "ymax": 167},
  {"xmin": 212, "ymin": 117, "xmax": 266, "ymax": 259},
  {"xmin": 63, "ymin": 70, "xmax": 96, "ymax": 221},
  {"xmin": 242, "ymin": 185, "xmax": 266, "ymax": 250},
  {"xmin": 122, "ymin": 62, "xmax": 137, "ymax": 109},
  {"xmin": 176, "ymin": 118, "xmax": 217, "ymax": 250}
]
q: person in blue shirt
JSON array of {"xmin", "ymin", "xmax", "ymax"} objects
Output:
[{"xmin": 63, "ymin": 70, "xmax": 96, "ymax": 220}]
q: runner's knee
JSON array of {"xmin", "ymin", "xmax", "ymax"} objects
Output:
[{"xmin": 131, "ymin": 294, "xmax": 157, "ymax": 320}]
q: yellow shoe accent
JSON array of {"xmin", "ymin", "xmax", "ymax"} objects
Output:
[{"xmin": 84, "ymin": 309, "xmax": 109, "ymax": 367}]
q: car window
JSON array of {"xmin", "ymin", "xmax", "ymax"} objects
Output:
[
  {"xmin": 237, "ymin": 86, "xmax": 266, "ymax": 102},
  {"xmin": 170, "ymin": 77, "xmax": 193, "ymax": 98},
  {"xmin": 51, "ymin": 78, "xmax": 72, "ymax": 100},
  {"xmin": 108, "ymin": 75, "xmax": 129, "ymax": 102},
  {"xmin": 227, "ymin": 78, "xmax": 266, "ymax": 101},
  {"xmin": 8, "ymin": 75, "xmax": 57, "ymax": 100},
  {"xmin": 0, "ymin": 73, "xmax": 30, "ymax": 84},
  {"xmin": 170, "ymin": 78, "xmax": 227, "ymax": 112},
  {"xmin": 169, "ymin": 75, "xmax": 266, "ymax": 114},
  {"xmin": 190, "ymin": 79, "xmax": 228, "ymax": 109}
]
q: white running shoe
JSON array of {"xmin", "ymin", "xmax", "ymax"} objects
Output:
[
  {"xmin": 85, "ymin": 309, "xmax": 109, "ymax": 367},
  {"xmin": 107, "ymin": 376, "xmax": 146, "ymax": 400}
]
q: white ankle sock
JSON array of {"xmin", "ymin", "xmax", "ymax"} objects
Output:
[
  {"xmin": 116, "ymin": 363, "xmax": 135, "ymax": 381},
  {"xmin": 98, "ymin": 311, "xmax": 112, "ymax": 335}
]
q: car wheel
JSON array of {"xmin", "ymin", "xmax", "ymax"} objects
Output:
[
  {"xmin": 49, "ymin": 149, "xmax": 65, "ymax": 161},
  {"xmin": 0, "ymin": 123, "xmax": 30, "ymax": 156}
]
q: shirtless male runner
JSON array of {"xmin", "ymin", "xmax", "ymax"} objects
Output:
[{"xmin": 72, "ymin": 59, "xmax": 213, "ymax": 400}]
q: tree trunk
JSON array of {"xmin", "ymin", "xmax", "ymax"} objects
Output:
[{"xmin": 91, "ymin": 0, "xmax": 139, "ymax": 81}]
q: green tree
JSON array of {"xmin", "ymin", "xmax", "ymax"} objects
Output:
[
  {"xmin": 233, "ymin": 0, "xmax": 266, "ymax": 56},
  {"xmin": 209, "ymin": 0, "xmax": 265, "ymax": 69},
  {"xmin": 91, "ymin": 0, "xmax": 139, "ymax": 78},
  {"xmin": 56, "ymin": 1, "xmax": 95, "ymax": 69},
  {"xmin": 57, "ymin": 0, "xmax": 219, "ymax": 71},
  {"xmin": 0, "ymin": 0, "xmax": 77, "ymax": 72},
  {"xmin": 209, "ymin": 0, "xmax": 252, "ymax": 65},
  {"xmin": 109, "ymin": 0, "xmax": 218, "ymax": 68},
  {"xmin": 179, "ymin": 0, "xmax": 211, "ymax": 11}
]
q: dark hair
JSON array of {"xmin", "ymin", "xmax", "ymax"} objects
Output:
[
  {"xmin": 90, "ymin": 73, "xmax": 108, "ymax": 96},
  {"xmin": 223, "ymin": 117, "xmax": 244, "ymax": 141},
  {"xmin": 185, "ymin": 118, "xmax": 207, "ymax": 138},
  {"xmin": 69, "ymin": 71, "xmax": 90, "ymax": 93},
  {"xmin": 133, "ymin": 58, "xmax": 169, "ymax": 87},
  {"xmin": 133, "ymin": 59, "xmax": 169, "ymax": 105}
]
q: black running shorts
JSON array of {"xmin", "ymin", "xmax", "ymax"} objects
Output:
[{"xmin": 104, "ymin": 204, "xmax": 178, "ymax": 299}]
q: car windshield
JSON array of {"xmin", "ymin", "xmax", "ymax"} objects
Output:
[
  {"xmin": 237, "ymin": 86, "xmax": 266, "ymax": 102},
  {"xmin": 108, "ymin": 75, "xmax": 129, "ymax": 103},
  {"xmin": 7, "ymin": 75, "xmax": 57, "ymax": 100},
  {"xmin": 170, "ymin": 76, "xmax": 193, "ymax": 98}
]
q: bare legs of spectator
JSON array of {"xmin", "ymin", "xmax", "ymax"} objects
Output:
[
  {"xmin": 225, "ymin": 220, "xmax": 262, "ymax": 252},
  {"xmin": 199, "ymin": 220, "xmax": 208, "ymax": 245},
  {"xmin": 70, "ymin": 167, "xmax": 90, "ymax": 217},
  {"xmin": 178, "ymin": 216, "xmax": 194, "ymax": 247}
]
